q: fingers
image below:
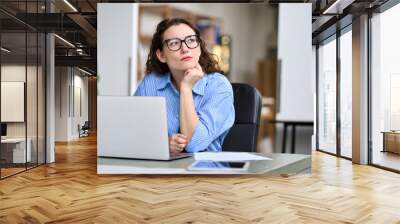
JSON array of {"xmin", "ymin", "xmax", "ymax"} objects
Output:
[
  {"xmin": 184, "ymin": 70, "xmax": 203, "ymax": 82},
  {"xmin": 176, "ymin": 133, "xmax": 187, "ymax": 138},
  {"xmin": 169, "ymin": 134, "xmax": 188, "ymax": 153},
  {"xmin": 170, "ymin": 147, "xmax": 180, "ymax": 154},
  {"xmin": 185, "ymin": 63, "xmax": 203, "ymax": 76},
  {"xmin": 183, "ymin": 62, "xmax": 203, "ymax": 88},
  {"xmin": 184, "ymin": 69, "xmax": 191, "ymax": 76},
  {"xmin": 170, "ymin": 143, "xmax": 184, "ymax": 153},
  {"xmin": 175, "ymin": 134, "xmax": 187, "ymax": 144},
  {"xmin": 188, "ymin": 66, "xmax": 203, "ymax": 76},
  {"xmin": 171, "ymin": 134, "xmax": 187, "ymax": 144}
]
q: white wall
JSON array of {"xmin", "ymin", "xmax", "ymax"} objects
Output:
[
  {"xmin": 1, "ymin": 83, "xmax": 24, "ymax": 123},
  {"xmin": 1, "ymin": 64, "xmax": 46, "ymax": 162},
  {"xmin": 1, "ymin": 65, "xmax": 39, "ymax": 137},
  {"xmin": 55, "ymin": 67, "xmax": 89, "ymax": 141},
  {"xmin": 272, "ymin": 3, "xmax": 313, "ymax": 154},
  {"xmin": 97, "ymin": 3, "xmax": 138, "ymax": 96},
  {"xmin": 72, "ymin": 74, "xmax": 89, "ymax": 138},
  {"xmin": 277, "ymin": 3, "xmax": 313, "ymax": 122},
  {"xmin": 139, "ymin": 3, "xmax": 277, "ymax": 85},
  {"xmin": 55, "ymin": 67, "xmax": 69, "ymax": 141}
]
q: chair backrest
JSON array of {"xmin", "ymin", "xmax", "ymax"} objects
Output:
[
  {"xmin": 82, "ymin": 121, "xmax": 90, "ymax": 129},
  {"xmin": 222, "ymin": 83, "xmax": 262, "ymax": 152}
]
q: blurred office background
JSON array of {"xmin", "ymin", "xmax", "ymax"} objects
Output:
[{"xmin": 98, "ymin": 3, "xmax": 314, "ymax": 156}]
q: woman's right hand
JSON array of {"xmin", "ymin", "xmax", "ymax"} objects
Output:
[
  {"xmin": 169, "ymin": 134, "xmax": 188, "ymax": 154},
  {"xmin": 181, "ymin": 63, "xmax": 204, "ymax": 90}
]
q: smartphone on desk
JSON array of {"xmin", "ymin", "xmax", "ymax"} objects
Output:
[{"xmin": 187, "ymin": 160, "xmax": 250, "ymax": 172}]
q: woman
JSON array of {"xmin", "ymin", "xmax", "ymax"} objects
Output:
[{"xmin": 134, "ymin": 18, "xmax": 235, "ymax": 153}]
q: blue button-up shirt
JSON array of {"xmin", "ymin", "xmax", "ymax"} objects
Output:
[{"xmin": 134, "ymin": 72, "xmax": 235, "ymax": 152}]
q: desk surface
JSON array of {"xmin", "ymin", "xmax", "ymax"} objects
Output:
[
  {"xmin": 381, "ymin": 131, "xmax": 400, "ymax": 134},
  {"xmin": 97, "ymin": 153, "xmax": 311, "ymax": 175},
  {"xmin": 271, "ymin": 120, "xmax": 314, "ymax": 125},
  {"xmin": 1, "ymin": 138, "xmax": 27, "ymax": 143}
]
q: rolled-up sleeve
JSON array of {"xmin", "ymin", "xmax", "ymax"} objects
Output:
[{"xmin": 185, "ymin": 76, "xmax": 235, "ymax": 152}]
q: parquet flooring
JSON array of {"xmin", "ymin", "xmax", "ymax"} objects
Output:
[
  {"xmin": 1, "ymin": 167, "xmax": 25, "ymax": 178},
  {"xmin": 1, "ymin": 134, "xmax": 400, "ymax": 223}
]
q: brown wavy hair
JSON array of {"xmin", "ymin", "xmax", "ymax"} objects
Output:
[{"xmin": 145, "ymin": 18, "xmax": 222, "ymax": 75}]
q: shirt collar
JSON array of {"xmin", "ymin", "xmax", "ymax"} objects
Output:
[
  {"xmin": 155, "ymin": 72, "xmax": 172, "ymax": 90},
  {"xmin": 156, "ymin": 72, "xmax": 208, "ymax": 96}
]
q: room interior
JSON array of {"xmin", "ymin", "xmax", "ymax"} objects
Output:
[{"xmin": 0, "ymin": 0, "xmax": 400, "ymax": 222}]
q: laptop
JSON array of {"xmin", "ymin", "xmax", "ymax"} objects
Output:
[{"xmin": 97, "ymin": 96, "xmax": 192, "ymax": 161}]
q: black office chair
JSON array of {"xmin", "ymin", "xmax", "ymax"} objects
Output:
[
  {"xmin": 222, "ymin": 83, "xmax": 262, "ymax": 152},
  {"xmin": 79, "ymin": 121, "xmax": 90, "ymax": 138}
]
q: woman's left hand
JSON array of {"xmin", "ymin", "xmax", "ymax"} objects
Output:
[
  {"xmin": 169, "ymin": 134, "xmax": 188, "ymax": 154},
  {"xmin": 181, "ymin": 63, "xmax": 204, "ymax": 90}
]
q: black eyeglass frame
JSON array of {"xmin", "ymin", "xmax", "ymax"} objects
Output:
[{"xmin": 162, "ymin": 35, "xmax": 201, "ymax": 51}]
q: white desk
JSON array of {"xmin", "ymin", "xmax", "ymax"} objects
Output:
[
  {"xmin": 97, "ymin": 153, "xmax": 311, "ymax": 175},
  {"xmin": 1, "ymin": 138, "xmax": 31, "ymax": 163}
]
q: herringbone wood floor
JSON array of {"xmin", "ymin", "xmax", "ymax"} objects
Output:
[{"xmin": 1, "ymin": 134, "xmax": 400, "ymax": 224}]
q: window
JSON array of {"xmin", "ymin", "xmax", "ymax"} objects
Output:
[
  {"xmin": 0, "ymin": 1, "xmax": 47, "ymax": 179},
  {"xmin": 318, "ymin": 36, "xmax": 337, "ymax": 154},
  {"xmin": 339, "ymin": 29, "xmax": 352, "ymax": 158},
  {"xmin": 370, "ymin": 3, "xmax": 400, "ymax": 171}
]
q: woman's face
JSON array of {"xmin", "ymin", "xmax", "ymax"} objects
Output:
[{"xmin": 156, "ymin": 24, "xmax": 201, "ymax": 72}]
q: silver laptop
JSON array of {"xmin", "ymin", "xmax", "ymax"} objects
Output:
[{"xmin": 97, "ymin": 96, "xmax": 192, "ymax": 161}]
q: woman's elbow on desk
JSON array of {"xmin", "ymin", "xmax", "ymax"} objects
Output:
[
  {"xmin": 184, "ymin": 123, "xmax": 230, "ymax": 153},
  {"xmin": 184, "ymin": 122, "xmax": 218, "ymax": 153}
]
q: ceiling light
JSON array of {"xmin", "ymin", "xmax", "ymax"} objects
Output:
[
  {"xmin": 54, "ymin": 34, "xmax": 75, "ymax": 48},
  {"xmin": 63, "ymin": 0, "xmax": 78, "ymax": 12},
  {"xmin": 78, "ymin": 67, "xmax": 93, "ymax": 76},
  {"xmin": 322, "ymin": 0, "xmax": 354, "ymax": 15},
  {"xmin": 1, "ymin": 47, "xmax": 11, "ymax": 53}
]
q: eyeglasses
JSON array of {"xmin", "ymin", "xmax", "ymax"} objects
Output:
[{"xmin": 162, "ymin": 35, "xmax": 200, "ymax": 51}]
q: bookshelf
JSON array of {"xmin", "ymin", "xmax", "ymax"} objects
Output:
[{"xmin": 257, "ymin": 59, "xmax": 278, "ymax": 148}]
